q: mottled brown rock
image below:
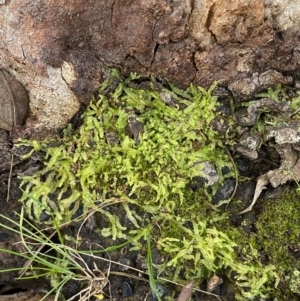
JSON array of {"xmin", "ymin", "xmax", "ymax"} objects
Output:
[
  {"xmin": 149, "ymin": 38, "xmax": 197, "ymax": 87},
  {"xmin": 189, "ymin": 0, "xmax": 214, "ymax": 49},
  {"xmin": 1, "ymin": 0, "xmax": 300, "ymax": 130},
  {"xmin": 153, "ymin": 0, "xmax": 191, "ymax": 44},
  {"xmin": 209, "ymin": 0, "xmax": 265, "ymax": 45}
]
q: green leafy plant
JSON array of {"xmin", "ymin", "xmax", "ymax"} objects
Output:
[
  {"xmin": 255, "ymin": 84, "xmax": 288, "ymax": 102},
  {"xmin": 16, "ymin": 69, "xmax": 280, "ymax": 299},
  {"xmin": 18, "ymin": 70, "xmax": 231, "ymax": 235}
]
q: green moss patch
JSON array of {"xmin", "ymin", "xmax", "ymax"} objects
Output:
[
  {"xmin": 255, "ymin": 190, "xmax": 300, "ymax": 296},
  {"xmin": 17, "ymin": 70, "xmax": 280, "ymax": 300}
]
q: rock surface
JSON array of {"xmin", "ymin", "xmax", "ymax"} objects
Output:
[{"xmin": 0, "ymin": 0, "xmax": 300, "ymax": 130}]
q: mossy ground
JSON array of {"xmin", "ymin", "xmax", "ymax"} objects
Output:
[
  {"xmin": 255, "ymin": 188, "xmax": 300, "ymax": 298},
  {"xmin": 16, "ymin": 71, "xmax": 300, "ymax": 300}
]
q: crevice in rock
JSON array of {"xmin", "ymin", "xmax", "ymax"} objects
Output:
[{"xmin": 204, "ymin": 2, "xmax": 217, "ymax": 43}]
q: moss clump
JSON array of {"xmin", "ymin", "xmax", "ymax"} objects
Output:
[
  {"xmin": 18, "ymin": 69, "xmax": 280, "ymax": 300},
  {"xmin": 254, "ymin": 189, "xmax": 300, "ymax": 297}
]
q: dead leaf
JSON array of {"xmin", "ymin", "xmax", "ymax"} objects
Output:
[
  {"xmin": 239, "ymin": 142, "xmax": 300, "ymax": 214},
  {"xmin": 0, "ymin": 69, "xmax": 29, "ymax": 131},
  {"xmin": 238, "ymin": 174, "xmax": 268, "ymax": 214}
]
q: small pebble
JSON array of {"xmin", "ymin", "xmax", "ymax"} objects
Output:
[
  {"xmin": 121, "ymin": 282, "xmax": 132, "ymax": 297},
  {"xmin": 117, "ymin": 258, "xmax": 133, "ymax": 271}
]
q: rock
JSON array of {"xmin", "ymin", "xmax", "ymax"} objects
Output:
[
  {"xmin": 153, "ymin": 0, "xmax": 191, "ymax": 45},
  {"xmin": 127, "ymin": 113, "xmax": 144, "ymax": 144},
  {"xmin": 189, "ymin": 0, "xmax": 214, "ymax": 49},
  {"xmin": 175, "ymin": 282, "xmax": 194, "ymax": 301},
  {"xmin": 234, "ymin": 98, "xmax": 290, "ymax": 127},
  {"xmin": 235, "ymin": 157, "xmax": 251, "ymax": 175},
  {"xmin": 213, "ymin": 178, "xmax": 236, "ymax": 205},
  {"xmin": 117, "ymin": 258, "xmax": 134, "ymax": 271},
  {"xmin": 235, "ymin": 132, "xmax": 261, "ymax": 160},
  {"xmin": 192, "ymin": 161, "xmax": 219, "ymax": 186},
  {"xmin": 10, "ymin": 65, "xmax": 80, "ymax": 132},
  {"xmin": 207, "ymin": 274, "xmax": 223, "ymax": 293},
  {"xmin": 229, "ymin": 70, "xmax": 293, "ymax": 100},
  {"xmin": 208, "ymin": 0, "xmax": 265, "ymax": 46},
  {"xmin": 120, "ymin": 282, "xmax": 133, "ymax": 298},
  {"xmin": 136, "ymin": 254, "xmax": 148, "ymax": 271},
  {"xmin": 265, "ymin": 0, "xmax": 300, "ymax": 31},
  {"xmin": 1, "ymin": 0, "xmax": 300, "ymax": 131},
  {"xmin": 265, "ymin": 123, "xmax": 300, "ymax": 145}
]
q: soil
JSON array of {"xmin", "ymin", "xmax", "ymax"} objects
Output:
[{"xmin": 0, "ymin": 82, "xmax": 299, "ymax": 301}]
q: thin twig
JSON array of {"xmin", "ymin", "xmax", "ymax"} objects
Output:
[
  {"xmin": 75, "ymin": 214, "xmax": 223, "ymax": 300},
  {"xmin": 225, "ymin": 147, "xmax": 238, "ymax": 210},
  {"xmin": 290, "ymin": 107, "xmax": 300, "ymax": 118},
  {"xmin": 80, "ymin": 251, "xmax": 222, "ymax": 300}
]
